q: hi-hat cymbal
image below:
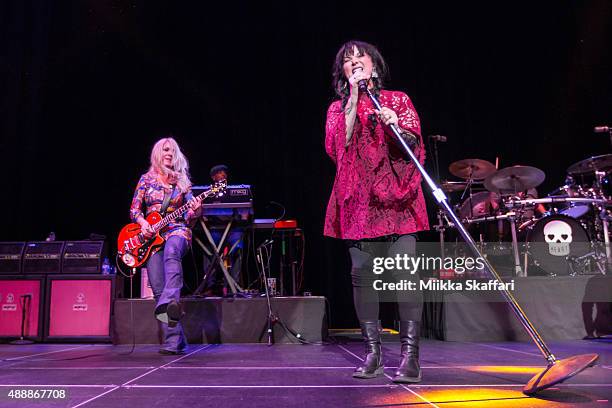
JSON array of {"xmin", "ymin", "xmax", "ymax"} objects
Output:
[
  {"xmin": 484, "ymin": 165, "xmax": 546, "ymax": 193},
  {"xmin": 449, "ymin": 159, "xmax": 497, "ymax": 180},
  {"xmin": 440, "ymin": 180, "xmax": 484, "ymax": 192},
  {"xmin": 441, "ymin": 180, "xmax": 468, "ymax": 192},
  {"xmin": 567, "ymin": 154, "xmax": 612, "ymax": 175}
]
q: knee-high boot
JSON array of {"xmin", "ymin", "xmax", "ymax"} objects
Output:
[
  {"xmin": 353, "ymin": 320, "xmax": 384, "ymax": 379},
  {"xmin": 392, "ymin": 320, "xmax": 421, "ymax": 383}
]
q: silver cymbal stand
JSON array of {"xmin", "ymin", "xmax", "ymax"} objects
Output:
[{"xmin": 595, "ymin": 170, "xmax": 611, "ymax": 269}]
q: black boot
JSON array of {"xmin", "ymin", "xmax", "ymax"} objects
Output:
[
  {"xmin": 392, "ymin": 320, "xmax": 421, "ymax": 383},
  {"xmin": 353, "ymin": 320, "xmax": 384, "ymax": 379},
  {"xmin": 166, "ymin": 300, "xmax": 185, "ymax": 328},
  {"xmin": 155, "ymin": 300, "xmax": 185, "ymax": 328}
]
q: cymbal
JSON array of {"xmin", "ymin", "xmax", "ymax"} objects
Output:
[
  {"xmin": 567, "ymin": 154, "xmax": 612, "ymax": 175},
  {"xmin": 448, "ymin": 159, "xmax": 497, "ymax": 180},
  {"xmin": 484, "ymin": 165, "xmax": 546, "ymax": 193},
  {"xmin": 441, "ymin": 180, "xmax": 468, "ymax": 192}
]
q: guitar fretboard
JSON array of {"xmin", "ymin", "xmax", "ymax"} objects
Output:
[{"xmin": 153, "ymin": 184, "xmax": 223, "ymax": 231}]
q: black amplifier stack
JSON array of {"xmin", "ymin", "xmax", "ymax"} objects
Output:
[{"xmin": 0, "ymin": 240, "xmax": 114, "ymax": 342}]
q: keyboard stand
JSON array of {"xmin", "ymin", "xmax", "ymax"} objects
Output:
[{"xmin": 193, "ymin": 218, "xmax": 245, "ymax": 296}]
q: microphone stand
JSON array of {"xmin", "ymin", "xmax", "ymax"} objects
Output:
[
  {"xmin": 430, "ymin": 136, "xmax": 442, "ymax": 184},
  {"xmin": 429, "ymin": 136, "xmax": 446, "ymax": 258},
  {"xmin": 361, "ymin": 84, "xmax": 598, "ymax": 395},
  {"xmin": 256, "ymin": 242, "xmax": 305, "ymax": 346},
  {"xmin": 10, "ymin": 295, "xmax": 34, "ymax": 345}
]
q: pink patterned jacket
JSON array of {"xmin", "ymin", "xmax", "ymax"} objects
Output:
[{"xmin": 324, "ymin": 89, "xmax": 430, "ymax": 240}]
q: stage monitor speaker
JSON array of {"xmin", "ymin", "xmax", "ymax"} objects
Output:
[
  {"xmin": 62, "ymin": 241, "xmax": 105, "ymax": 274},
  {"xmin": 23, "ymin": 241, "xmax": 65, "ymax": 274},
  {"xmin": 0, "ymin": 275, "xmax": 45, "ymax": 341},
  {"xmin": 44, "ymin": 275, "xmax": 114, "ymax": 341},
  {"xmin": 0, "ymin": 242, "xmax": 26, "ymax": 275}
]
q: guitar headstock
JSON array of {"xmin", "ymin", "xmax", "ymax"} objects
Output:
[{"xmin": 208, "ymin": 179, "xmax": 227, "ymax": 198}]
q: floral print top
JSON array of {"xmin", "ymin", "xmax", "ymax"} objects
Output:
[
  {"xmin": 324, "ymin": 89, "xmax": 430, "ymax": 240},
  {"xmin": 130, "ymin": 173, "xmax": 198, "ymax": 242}
]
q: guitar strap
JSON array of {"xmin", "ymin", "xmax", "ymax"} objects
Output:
[{"xmin": 160, "ymin": 184, "xmax": 176, "ymax": 216}]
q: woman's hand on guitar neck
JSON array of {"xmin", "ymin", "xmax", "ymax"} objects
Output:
[
  {"xmin": 137, "ymin": 217, "xmax": 155, "ymax": 239},
  {"xmin": 187, "ymin": 196, "xmax": 203, "ymax": 212}
]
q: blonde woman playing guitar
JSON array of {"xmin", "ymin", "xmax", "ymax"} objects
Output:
[{"xmin": 125, "ymin": 137, "xmax": 204, "ymax": 355}]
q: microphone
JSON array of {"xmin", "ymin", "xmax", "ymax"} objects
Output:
[
  {"xmin": 358, "ymin": 78, "xmax": 368, "ymax": 92},
  {"xmin": 429, "ymin": 135, "xmax": 447, "ymax": 142},
  {"xmin": 353, "ymin": 67, "xmax": 368, "ymax": 91},
  {"xmin": 594, "ymin": 126, "xmax": 610, "ymax": 133}
]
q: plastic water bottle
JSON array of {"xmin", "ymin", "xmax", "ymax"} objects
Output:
[{"xmin": 102, "ymin": 258, "xmax": 111, "ymax": 275}]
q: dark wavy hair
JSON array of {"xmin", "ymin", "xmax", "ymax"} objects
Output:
[{"xmin": 332, "ymin": 40, "xmax": 389, "ymax": 100}]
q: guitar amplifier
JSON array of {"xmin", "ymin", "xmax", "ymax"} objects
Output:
[
  {"xmin": 44, "ymin": 274, "xmax": 114, "ymax": 341},
  {"xmin": 23, "ymin": 241, "xmax": 65, "ymax": 274},
  {"xmin": 0, "ymin": 242, "xmax": 26, "ymax": 274},
  {"xmin": 0, "ymin": 275, "xmax": 46, "ymax": 341},
  {"xmin": 62, "ymin": 241, "xmax": 106, "ymax": 274}
]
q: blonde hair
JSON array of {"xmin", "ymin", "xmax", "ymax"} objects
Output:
[{"xmin": 148, "ymin": 137, "xmax": 192, "ymax": 193}]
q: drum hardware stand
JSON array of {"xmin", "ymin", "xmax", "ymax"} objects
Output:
[
  {"xmin": 594, "ymin": 170, "xmax": 606, "ymax": 192},
  {"xmin": 595, "ymin": 170, "xmax": 610, "ymax": 263},
  {"xmin": 597, "ymin": 205, "xmax": 612, "ymax": 270},
  {"xmin": 459, "ymin": 175, "xmax": 477, "ymax": 219},
  {"xmin": 434, "ymin": 209, "xmax": 447, "ymax": 258},
  {"xmin": 429, "ymin": 136, "xmax": 447, "ymax": 258},
  {"xmin": 429, "ymin": 134, "xmax": 443, "ymax": 185},
  {"xmin": 507, "ymin": 212, "xmax": 525, "ymax": 277},
  {"xmin": 277, "ymin": 229, "xmax": 300, "ymax": 296},
  {"xmin": 361, "ymin": 83, "xmax": 598, "ymax": 395},
  {"xmin": 567, "ymin": 251, "xmax": 607, "ymax": 275}
]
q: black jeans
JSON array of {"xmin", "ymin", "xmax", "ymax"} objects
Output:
[{"xmin": 348, "ymin": 234, "xmax": 423, "ymax": 322}]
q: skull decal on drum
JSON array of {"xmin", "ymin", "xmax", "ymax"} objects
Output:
[{"xmin": 543, "ymin": 219, "xmax": 572, "ymax": 256}]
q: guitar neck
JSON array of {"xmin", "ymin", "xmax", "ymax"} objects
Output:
[{"xmin": 154, "ymin": 190, "xmax": 213, "ymax": 232}]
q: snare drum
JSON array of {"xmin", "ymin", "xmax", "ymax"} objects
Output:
[
  {"xmin": 527, "ymin": 214, "xmax": 591, "ymax": 276},
  {"xmin": 559, "ymin": 201, "xmax": 590, "ymax": 219}
]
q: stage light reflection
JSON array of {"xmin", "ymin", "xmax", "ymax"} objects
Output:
[
  {"xmin": 417, "ymin": 388, "xmax": 554, "ymax": 407},
  {"xmin": 467, "ymin": 365, "xmax": 543, "ymax": 375},
  {"xmin": 364, "ymin": 388, "xmax": 555, "ymax": 407}
]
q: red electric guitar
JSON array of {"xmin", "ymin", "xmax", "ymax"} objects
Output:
[{"xmin": 117, "ymin": 180, "xmax": 227, "ymax": 268}]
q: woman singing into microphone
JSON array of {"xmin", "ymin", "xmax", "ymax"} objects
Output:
[{"xmin": 324, "ymin": 41, "xmax": 429, "ymax": 382}]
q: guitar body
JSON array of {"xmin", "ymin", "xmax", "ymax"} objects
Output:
[{"xmin": 117, "ymin": 212, "xmax": 165, "ymax": 267}]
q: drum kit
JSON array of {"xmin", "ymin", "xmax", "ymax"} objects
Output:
[{"xmin": 437, "ymin": 155, "xmax": 612, "ymax": 276}]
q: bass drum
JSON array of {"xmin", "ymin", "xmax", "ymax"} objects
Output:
[{"xmin": 527, "ymin": 214, "xmax": 591, "ymax": 276}]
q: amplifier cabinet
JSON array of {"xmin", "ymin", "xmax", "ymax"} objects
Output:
[
  {"xmin": 62, "ymin": 241, "xmax": 106, "ymax": 274},
  {"xmin": 44, "ymin": 274, "xmax": 114, "ymax": 342},
  {"xmin": 23, "ymin": 241, "xmax": 65, "ymax": 274},
  {"xmin": 0, "ymin": 275, "xmax": 45, "ymax": 341},
  {"xmin": 0, "ymin": 242, "xmax": 26, "ymax": 275}
]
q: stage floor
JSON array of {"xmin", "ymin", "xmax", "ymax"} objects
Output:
[{"xmin": 0, "ymin": 338, "xmax": 610, "ymax": 407}]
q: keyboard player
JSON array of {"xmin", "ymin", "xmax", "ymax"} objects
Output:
[{"xmin": 200, "ymin": 164, "xmax": 249, "ymax": 296}]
